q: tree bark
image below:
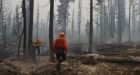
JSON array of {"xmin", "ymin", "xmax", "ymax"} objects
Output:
[
  {"xmin": 28, "ymin": 0, "xmax": 35, "ymax": 61},
  {"xmin": 36, "ymin": 4, "xmax": 39, "ymax": 39},
  {"xmin": 71, "ymin": 9, "xmax": 74, "ymax": 41},
  {"xmin": 118, "ymin": 0, "xmax": 122, "ymax": 43},
  {"xmin": 28, "ymin": 0, "xmax": 34, "ymax": 50},
  {"xmin": 128, "ymin": 0, "xmax": 131, "ymax": 42},
  {"xmin": 22, "ymin": 0, "xmax": 27, "ymax": 56},
  {"xmin": 49, "ymin": 0, "xmax": 54, "ymax": 62},
  {"xmin": 78, "ymin": 0, "xmax": 81, "ymax": 41},
  {"xmin": 88, "ymin": 0, "xmax": 93, "ymax": 53}
]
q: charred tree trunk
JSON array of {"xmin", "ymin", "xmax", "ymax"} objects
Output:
[
  {"xmin": 49, "ymin": 0, "xmax": 54, "ymax": 62},
  {"xmin": 110, "ymin": 0, "xmax": 115, "ymax": 39},
  {"xmin": 118, "ymin": 0, "xmax": 122, "ymax": 43},
  {"xmin": 28, "ymin": 0, "xmax": 35, "ymax": 61},
  {"xmin": 36, "ymin": 4, "xmax": 39, "ymax": 39},
  {"xmin": 128, "ymin": 0, "xmax": 131, "ymax": 42},
  {"xmin": 132, "ymin": 2, "xmax": 136, "ymax": 42},
  {"xmin": 17, "ymin": 29, "xmax": 24, "ymax": 56},
  {"xmin": 78, "ymin": 0, "xmax": 82, "ymax": 41},
  {"xmin": 0, "ymin": 0, "xmax": 6, "ymax": 57},
  {"xmin": 16, "ymin": 6, "xmax": 22, "ymax": 56},
  {"xmin": 22, "ymin": 0, "xmax": 27, "ymax": 56},
  {"xmin": 117, "ymin": 0, "xmax": 126, "ymax": 43},
  {"xmin": 28, "ymin": 0, "xmax": 34, "ymax": 50},
  {"xmin": 71, "ymin": 9, "xmax": 74, "ymax": 41},
  {"xmin": 88, "ymin": 0, "xmax": 93, "ymax": 53},
  {"xmin": 100, "ymin": 3, "xmax": 104, "ymax": 43}
]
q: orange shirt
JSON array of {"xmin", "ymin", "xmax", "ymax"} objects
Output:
[{"xmin": 53, "ymin": 38, "xmax": 68, "ymax": 51}]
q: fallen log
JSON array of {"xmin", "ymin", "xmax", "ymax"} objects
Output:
[
  {"xmin": 76, "ymin": 54, "xmax": 140, "ymax": 65},
  {"xmin": 98, "ymin": 56, "xmax": 140, "ymax": 64}
]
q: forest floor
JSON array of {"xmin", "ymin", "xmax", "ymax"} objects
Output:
[
  {"xmin": 1, "ymin": 44, "xmax": 140, "ymax": 75},
  {"xmin": 0, "ymin": 56, "xmax": 97, "ymax": 75},
  {"xmin": 1, "ymin": 55, "xmax": 140, "ymax": 75}
]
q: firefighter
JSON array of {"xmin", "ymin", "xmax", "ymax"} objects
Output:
[
  {"xmin": 53, "ymin": 32, "xmax": 68, "ymax": 71},
  {"xmin": 34, "ymin": 39, "xmax": 42, "ymax": 56}
]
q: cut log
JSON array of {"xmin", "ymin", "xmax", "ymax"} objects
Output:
[{"xmin": 77, "ymin": 54, "xmax": 140, "ymax": 65}]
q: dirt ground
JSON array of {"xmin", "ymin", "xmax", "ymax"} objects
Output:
[{"xmin": 0, "ymin": 55, "xmax": 140, "ymax": 75}]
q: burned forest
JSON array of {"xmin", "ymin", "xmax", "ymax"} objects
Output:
[{"xmin": 1, "ymin": 0, "xmax": 140, "ymax": 75}]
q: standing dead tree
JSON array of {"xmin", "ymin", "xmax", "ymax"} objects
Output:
[
  {"xmin": 78, "ymin": 0, "xmax": 82, "ymax": 41},
  {"xmin": 71, "ymin": 9, "xmax": 74, "ymax": 42},
  {"xmin": 128, "ymin": 0, "xmax": 132, "ymax": 42},
  {"xmin": 0, "ymin": 0, "xmax": 6, "ymax": 57},
  {"xmin": 22, "ymin": 0, "xmax": 35, "ymax": 61},
  {"xmin": 28, "ymin": 0, "xmax": 34, "ymax": 51},
  {"xmin": 36, "ymin": 3, "xmax": 40, "ymax": 40},
  {"xmin": 88, "ymin": 0, "xmax": 93, "ymax": 53},
  {"xmin": 49, "ymin": 0, "xmax": 54, "ymax": 61},
  {"xmin": 22, "ymin": 0, "xmax": 27, "ymax": 56},
  {"xmin": 27, "ymin": 0, "xmax": 35, "ymax": 61}
]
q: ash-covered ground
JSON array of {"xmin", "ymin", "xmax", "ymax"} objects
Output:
[{"xmin": 0, "ymin": 43, "xmax": 140, "ymax": 75}]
